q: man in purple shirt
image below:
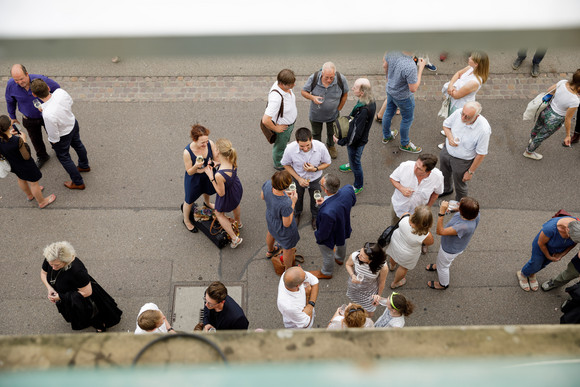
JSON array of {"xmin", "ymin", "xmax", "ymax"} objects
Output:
[{"xmin": 5, "ymin": 64, "xmax": 60, "ymax": 168}]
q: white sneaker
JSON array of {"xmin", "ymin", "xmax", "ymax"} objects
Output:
[
  {"xmin": 523, "ymin": 150, "xmax": 543, "ymax": 160},
  {"xmin": 437, "ymin": 143, "xmax": 444, "ymax": 150},
  {"xmin": 440, "ymin": 130, "xmax": 446, "ymax": 136}
]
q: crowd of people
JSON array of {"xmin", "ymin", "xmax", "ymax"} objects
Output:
[{"xmin": 3, "ymin": 51, "xmax": 579, "ymax": 333}]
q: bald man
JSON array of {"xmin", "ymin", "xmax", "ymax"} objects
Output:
[
  {"xmin": 439, "ymin": 101, "xmax": 491, "ymax": 201},
  {"xmin": 5, "ymin": 64, "xmax": 60, "ymax": 168},
  {"xmin": 277, "ymin": 267, "xmax": 319, "ymax": 329},
  {"xmin": 302, "ymin": 62, "xmax": 348, "ymax": 159}
]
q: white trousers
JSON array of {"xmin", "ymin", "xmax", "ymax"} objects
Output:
[{"xmin": 436, "ymin": 245, "xmax": 462, "ymax": 286}]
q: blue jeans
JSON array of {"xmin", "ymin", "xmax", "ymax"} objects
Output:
[
  {"xmin": 51, "ymin": 120, "xmax": 89, "ymax": 185},
  {"xmin": 382, "ymin": 93, "xmax": 415, "ymax": 146},
  {"xmin": 347, "ymin": 144, "xmax": 365, "ymax": 189}
]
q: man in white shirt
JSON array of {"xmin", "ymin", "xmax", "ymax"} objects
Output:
[
  {"xmin": 30, "ymin": 79, "xmax": 90, "ymax": 190},
  {"xmin": 439, "ymin": 101, "xmax": 491, "ymax": 202},
  {"xmin": 277, "ymin": 267, "xmax": 319, "ymax": 329},
  {"xmin": 262, "ymin": 69, "xmax": 298, "ymax": 171},
  {"xmin": 281, "ymin": 127, "xmax": 331, "ymax": 230},
  {"xmin": 390, "ymin": 153, "xmax": 444, "ymax": 225}
]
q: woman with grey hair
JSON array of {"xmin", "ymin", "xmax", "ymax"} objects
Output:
[
  {"xmin": 40, "ymin": 241, "xmax": 122, "ymax": 331},
  {"xmin": 333, "ymin": 78, "xmax": 376, "ymax": 195}
]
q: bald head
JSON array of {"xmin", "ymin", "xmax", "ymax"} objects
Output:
[
  {"xmin": 11, "ymin": 64, "xmax": 30, "ymax": 89},
  {"xmin": 284, "ymin": 267, "xmax": 306, "ymax": 290}
]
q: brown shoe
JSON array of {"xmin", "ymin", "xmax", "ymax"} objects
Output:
[
  {"xmin": 571, "ymin": 133, "xmax": 580, "ymax": 144},
  {"xmin": 310, "ymin": 270, "xmax": 332, "ymax": 279},
  {"xmin": 327, "ymin": 145, "xmax": 338, "ymax": 159},
  {"xmin": 334, "ymin": 259, "xmax": 343, "ymax": 265},
  {"xmin": 77, "ymin": 166, "xmax": 91, "ymax": 172},
  {"xmin": 64, "ymin": 181, "xmax": 86, "ymax": 190}
]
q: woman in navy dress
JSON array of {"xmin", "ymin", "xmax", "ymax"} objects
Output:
[
  {"xmin": 204, "ymin": 138, "xmax": 244, "ymax": 248},
  {"xmin": 183, "ymin": 124, "xmax": 216, "ymax": 232},
  {"xmin": 0, "ymin": 115, "xmax": 56, "ymax": 208}
]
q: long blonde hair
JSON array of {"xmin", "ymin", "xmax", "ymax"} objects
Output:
[
  {"xmin": 216, "ymin": 138, "xmax": 237, "ymax": 169},
  {"xmin": 471, "ymin": 51, "xmax": 489, "ymax": 84}
]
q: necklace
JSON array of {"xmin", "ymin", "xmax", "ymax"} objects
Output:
[{"xmin": 49, "ymin": 269, "xmax": 62, "ymax": 285}]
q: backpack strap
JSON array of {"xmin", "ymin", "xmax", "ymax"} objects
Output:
[{"xmin": 309, "ymin": 70, "xmax": 345, "ymax": 94}]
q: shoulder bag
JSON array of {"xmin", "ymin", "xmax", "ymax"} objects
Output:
[
  {"xmin": 260, "ymin": 90, "xmax": 284, "ymax": 144},
  {"xmin": 377, "ymin": 214, "xmax": 410, "ymax": 248}
]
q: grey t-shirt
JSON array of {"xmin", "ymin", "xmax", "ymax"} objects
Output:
[
  {"xmin": 385, "ymin": 52, "xmax": 418, "ymax": 100},
  {"xmin": 303, "ymin": 72, "xmax": 348, "ymax": 122},
  {"xmin": 262, "ymin": 180, "xmax": 300, "ymax": 250},
  {"xmin": 441, "ymin": 212, "xmax": 480, "ymax": 254}
]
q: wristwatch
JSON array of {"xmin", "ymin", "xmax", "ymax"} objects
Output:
[
  {"xmin": 438, "ymin": 213, "xmax": 445, "ymax": 217},
  {"xmin": 308, "ymin": 301, "xmax": 316, "ymax": 307}
]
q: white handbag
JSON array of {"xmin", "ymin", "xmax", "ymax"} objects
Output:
[
  {"xmin": 523, "ymin": 92, "xmax": 554, "ymax": 121},
  {"xmin": 0, "ymin": 156, "xmax": 11, "ymax": 178},
  {"xmin": 438, "ymin": 97, "xmax": 450, "ymax": 119}
]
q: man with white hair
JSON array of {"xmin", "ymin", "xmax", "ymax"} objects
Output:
[
  {"xmin": 439, "ymin": 101, "xmax": 491, "ymax": 202},
  {"xmin": 301, "ymin": 62, "xmax": 348, "ymax": 159}
]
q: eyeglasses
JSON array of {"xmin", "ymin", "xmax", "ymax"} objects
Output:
[
  {"xmin": 461, "ymin": 112, "xmax": 473, "ymax": 120},
  {"xmin": 203, "ymin": 295, "xmax": 218, "ymax": 308}
]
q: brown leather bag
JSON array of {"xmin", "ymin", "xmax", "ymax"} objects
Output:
[{"xmin": 271, "ymin": 249, "xmax": 302, "ymax": 276}]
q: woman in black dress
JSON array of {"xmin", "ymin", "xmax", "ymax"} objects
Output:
[
  {"xmin": 0, "ymin": 115, "xmax": 56, "ymax": 208},
  {"xmin": 40, "ymin": 241, "xmax": 122, "ymax": 332}
]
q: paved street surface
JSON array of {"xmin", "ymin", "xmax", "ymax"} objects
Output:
[{"xmin": 0, "ymin": 49, "xmax": 578, "ymax": 335}]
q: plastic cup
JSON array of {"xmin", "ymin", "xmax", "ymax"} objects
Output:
[
  {"xmin": 356, "ymin": 273, "xmax": 364, "ymax": 282},
  {"xmin": 313, "ymin": 190, "xmax": 321, "ymax": 201},
  {"xmin": 378, "ymin": 297, "xmax": 389, "ymax": 306},
  {"xmin": 454, "ymin": 137, "xmax": 461, "ymax": 144},
  {"xmin": 288, "ymin": 183, "xmax": 296, "ymax": 192},
  {"xmin": 196, "ymin": 156, "xmax": 204, "ymax": 164},
  {"xmin": 33, "ymin": 99, "xmax": 42, "ymax": 109},
  {"xmin": 449, "ymin": 200, "xmax": 459, "ymax": 212}
]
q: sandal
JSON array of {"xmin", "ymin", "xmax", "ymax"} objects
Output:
[
  {"xmin": 375, "ymin": 114, "xmax": 382, "ymax": 123},
  {"xmin": 390, "ymin": 278, "xmax": 406, "ymax": 289},
  {"xmin": 28, "ymin": 185, "xmax": 44, "ymax": 201},
  {"xmin": 425, "ymin": 263, "xmax": 437, "ymax": 272},
  {"xmin": 266, "ymin": 245, "xmax": 281, "ymax": 259},
  {"xmin": 529, "ymin": 275, "xmax": 539, "ymax": 291},
  {"xmin": 294, "ymin": 254, "xmax": 305, "ymax": 264},
  {"xmin": 230, "ymin": 236, "xmax": 243, "ymax": 249},
  {"xmin": 39, "ymin": 194, "xmax": 56, "ymax": 209},
  {"xmin": 516, "ymin": 271, "xmax": 530, "ymax": 292},
  {"xmin": 427, "ymin": 280, "xmax": 448, "ymax": 290},
  {"xmin": 388, "ymin": 258, "xmax": 397, "ymax": 271}
]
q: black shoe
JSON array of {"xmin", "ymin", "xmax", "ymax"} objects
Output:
[
  {"xmin": 274, "ymin": 166, "xmax": 284, "ymax": 171},
  {"xmin": 439, "ymin": 190, "xmax": 454, "ymax": 197},
  {"xmin": 512, "ymin": 57, "xmax": 524, "ymax": 70},
  {"xmin": 36, "ymin": 155, "xmax": 50, "ymax": 169},
  {"xmin": 531, "ymin": 63, "xmax": 540, "ymax": 77},
  {"xmin": 311, "ymin": 218, "xmax": 317, "ymax": 231},
  {"xmin": 294, "ymin": 213, "xmax": 301, "ymax": 226}
]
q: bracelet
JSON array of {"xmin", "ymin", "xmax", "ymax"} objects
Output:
[
  {"xmin": 438, "ymin": 213, "xmax": 445, "ymax": 217},
  {"xmin": 315, "ymin": 166, "xmax": 318, "ymax": 172},
  {"xmin": 168, "ymin": 327, "xmax": 175, "ymax": 331},
  {"xmin": 467, "ymin": 170, "xmax": 474, "ymax": 175}
]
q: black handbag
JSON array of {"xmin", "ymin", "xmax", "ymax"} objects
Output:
[{"xmin": 378, "ymin": 214, "xmax": 410, "ymax": 248}]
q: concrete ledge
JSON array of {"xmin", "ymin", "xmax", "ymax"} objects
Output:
[{"xmin": 1, "ymin": 325, "xmax": 579, "ymax": 370}]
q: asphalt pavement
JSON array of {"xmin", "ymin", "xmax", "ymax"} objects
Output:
[{"xmin": 0, "ymin": 49, "xmax": 579, "ymax": 335}]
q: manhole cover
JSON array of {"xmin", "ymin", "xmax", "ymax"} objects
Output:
[{"xmin": 171, "ymin": 283, "xmax": 244, "ymax": 332}]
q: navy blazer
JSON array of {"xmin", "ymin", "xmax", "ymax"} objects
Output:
[{"xmin": 315, "ymin": 185, "xmax": 357, "ymax": 249}]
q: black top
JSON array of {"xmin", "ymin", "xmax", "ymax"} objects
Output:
[
  {"xmin": 203, "ymin": 295, "xmax": 249, "ymax": 330},
  {"xmin": 337, "ymin": 102, "xmax": 376, "ymax": 148},
  {"xmin": 0, "ymin": 135, "xmax": 42, "ymax": 182},
  {"xmin": 42, "ymin": 258, "xmax": 90, "ymax": 294}
]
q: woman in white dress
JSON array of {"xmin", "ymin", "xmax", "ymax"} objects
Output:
[{"xmin": 387, "ymin": 205, "xmax": 434, "ymax": 289}]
